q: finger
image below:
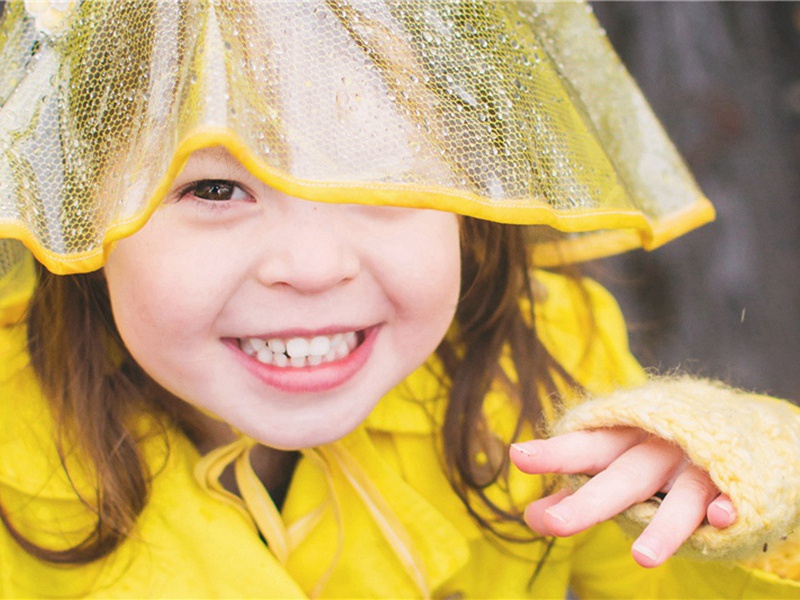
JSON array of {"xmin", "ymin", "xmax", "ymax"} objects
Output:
[
  {"xmin": 541, "ymin": 438, "xmax": 683, "ymax": 537},
  {"xmin": 707, "ymin": 494, "xmax": 737, "ymax": 529},
  {"xmin": 509, "ymin": 428, "xmax": 647, "ymax": 476},
  {"xmin": 631, "ymin": 465, "xmax": 719, "ymax": 568},
  {"xmin": 657, "ymin": 457, "xmax": 689, "ymax": 494},
  {"xmin": 522, "ymin": 489, "xmax": 571, "ymax": 536}
]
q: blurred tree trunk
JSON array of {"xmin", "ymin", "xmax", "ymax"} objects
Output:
[{"xmin": 590, "ymin": 2, "xmax": 800, "ymax": 402}]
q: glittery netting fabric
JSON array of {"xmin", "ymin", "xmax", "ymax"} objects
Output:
[{"xmin": 0, "ymin": 0, "xmax": 713, "ymax": 287}]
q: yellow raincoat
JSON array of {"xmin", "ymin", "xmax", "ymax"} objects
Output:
[{"xmin": 1, "ymin": 270, "xmax": 799, "ymax": 598}]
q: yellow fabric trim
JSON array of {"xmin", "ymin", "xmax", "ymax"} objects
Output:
[
  {"xmin": 532, "ymin": 199, "xmax": 715, "ymax": 266},
  {"xmin": 1, "ymin": 128, "xmax": 714, "ymax": 274},
  {"xmin": 192, "ymin": 435, "xmax": 256, "ymax": 528},
  {"xmin": 322, "ymin": 442, "xmax": 432, "ymax": 599},
  {"xmin": 295, "ymin": 448, "xmax": 346, "ymax": 599},
  {"xmin": 235, "ymin": 440, "xmax": 291, "ymax": 565},
  {"xmin": 194, "ymin": 434, "xmax": 432, "ymax": 598}
]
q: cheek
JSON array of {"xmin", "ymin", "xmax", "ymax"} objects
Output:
[
  {"xmin": 412, "ymin": 215, "xmax": 461, "ymax": 303},
  {"xmin": 105, "ymin": 265, "xmax": 183, "ymax": 363},
  {"xmin": 104, "ymin": 242, "xmax": 218, "ymax": 350},
  {"xmin": 104, "ymin": 244, "xmax": 234, "ymax": 398},
  {"xmin": 383, "ymin": 215, "xmax": 461, "ymax": 334},
  {"xmin": 105, "ymin": 214, "xmax": 247, "ymax": 335}
]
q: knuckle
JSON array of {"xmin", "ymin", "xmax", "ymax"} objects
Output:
[{"xmin": 675, "ymin": 468, "xmax": 716, "ymax": 500}]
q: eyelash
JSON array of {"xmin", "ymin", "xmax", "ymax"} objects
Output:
[{"xmin": 177, "ymin": 179, "xmax": 252, "ymax": 206}]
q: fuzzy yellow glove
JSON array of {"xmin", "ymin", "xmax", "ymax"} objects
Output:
[{"xmin": 554, "ymin": 377, "xmax": 800, "ymax": 567}]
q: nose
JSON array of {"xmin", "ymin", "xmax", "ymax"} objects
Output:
[{"xmin": 253, "ymin": 199, "xmax": 360, "ymax": 295}]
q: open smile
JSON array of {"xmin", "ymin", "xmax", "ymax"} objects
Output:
[
  {"xmin": 239, "ymin": 330, "xmax": 363, "ymax": 367},
  {"xmin": 228, "ymin": 327, "xmax": 378, "ymax": 393}
]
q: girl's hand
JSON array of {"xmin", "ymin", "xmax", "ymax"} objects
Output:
[{"xmin": 509, "ymin": 428, "xmax": 737, "ymax": 568}]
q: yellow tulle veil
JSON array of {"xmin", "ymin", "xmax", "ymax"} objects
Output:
[{"xmin": 0, "ymin": 0, "xmax": 713, "ymax": 287}]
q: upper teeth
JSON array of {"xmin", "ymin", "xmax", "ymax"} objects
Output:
[{"xmin": 239, "ymin": 332, "xmax": 359, "ymax": 367}]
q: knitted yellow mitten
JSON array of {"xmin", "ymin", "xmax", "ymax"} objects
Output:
[{"xmin": 554, "ymin": 377, "xmax": 800, "ymax": 563}]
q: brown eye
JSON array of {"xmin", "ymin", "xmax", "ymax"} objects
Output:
[{"xmin": 188, "ymin": 180, "xmax": 248, "ymax": 202}]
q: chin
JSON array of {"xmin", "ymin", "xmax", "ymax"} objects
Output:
[{"xmin": 244, "ymin": 412, "xmax": 368, "ymax": 451}]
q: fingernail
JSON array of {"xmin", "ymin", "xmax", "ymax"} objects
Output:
[
  {"xmin": 632, "ymin": 538, "xmax": 662, "ymax": 563},
  {"xmin": 715, "ymin": 497, "xmax": 736, "ymax": 519},
  {"xmin": 510, "ymin": 442, "xmax": 538, "ymax": 457},
  {"xmin": 545, "ymin": 505, "xmax": 573, "ymax": 525}
]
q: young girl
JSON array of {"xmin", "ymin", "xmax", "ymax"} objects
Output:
[{"xmin": 1, "ymin": 1, "xmax": 799, "ymax": 597}]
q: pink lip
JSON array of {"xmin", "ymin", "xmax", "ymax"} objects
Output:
[{"xmin": 226, "ymin": 326, "xmax": 379, "ymax": 393}]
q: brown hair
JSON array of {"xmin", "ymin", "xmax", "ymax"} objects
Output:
[
  {"xmin": 1, "ymin": 263, "xmax": 205, "ymax": 563},
  {"xmin": 438, "ymin": 219, "xmax": 579, "ymax": 541},
  {"xmin": 3, "ymin": 218, "xmax": 584, "ymax": 563}
]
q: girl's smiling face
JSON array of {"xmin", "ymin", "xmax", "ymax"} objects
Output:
[{"xmin": 104, "ymin": 148, "xmax": 460, "ymax": 449}]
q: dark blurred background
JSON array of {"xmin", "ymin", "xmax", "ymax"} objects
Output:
[{"xmin": 590, "ymin": 2, "xmax": 800, "ymax": 403}]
